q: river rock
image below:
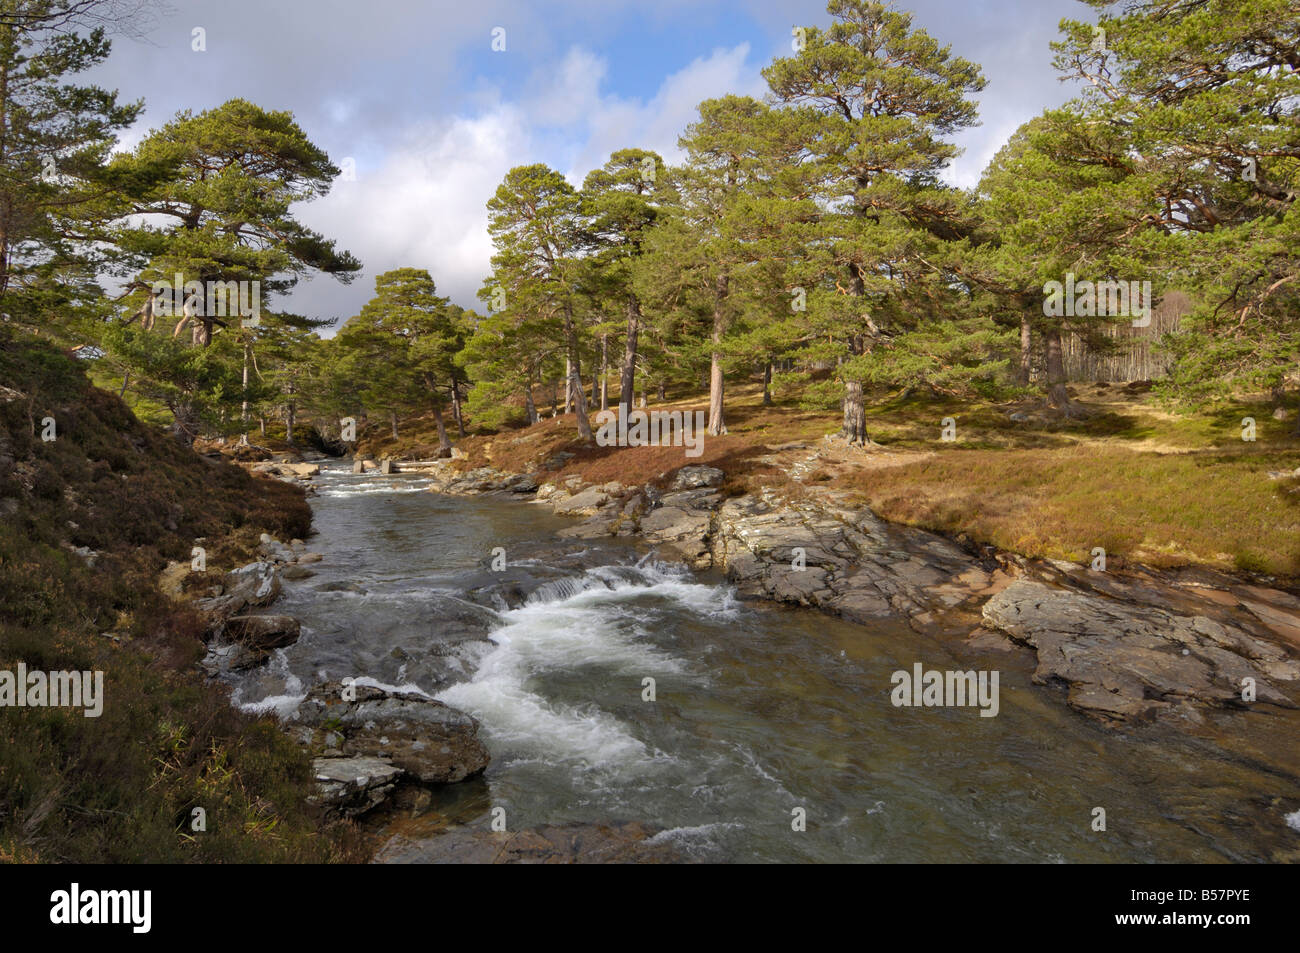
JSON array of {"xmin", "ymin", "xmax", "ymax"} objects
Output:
[
  {"xmin": 637, "ymin": 489, "xmax": 718, "ymax": 567},
  {"xmin": 224, "ymin": 614, "xmax": 301, "ymax": 651},
  {"xmin": 295, "ymin": 681, "xmax": 489, "ymax": 789},
  {"xmin": 982, "ymin": 578, "xmax": 1300, "ymax": 722},
  {"xmin": 708, "ymin": 494, "xmax": 991, "ymax": 628},
  {"xmin": 669, "ymin": 465, "xmax": 725, "ymax": 490},
  {"xmin": 310, "ymin": 756, "xmax": 403, "ymax": 818},
  {"xmin": 194, "ymin": 561, "xmax": 281, "ymax": 633},
  {"xmin": 552, "ymin": 483, "xmax": 621, "ymax": 516}
]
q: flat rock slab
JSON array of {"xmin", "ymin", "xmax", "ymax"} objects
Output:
[
  {"xmin": 982, "ymin": 578, "xmax": 1300, "ymax": 722},
  {"xmin": 311, "ymin": 756, "xmax": 402, "ymax": 818}
]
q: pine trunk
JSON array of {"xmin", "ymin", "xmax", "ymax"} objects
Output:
[
  {"xmin": 841, "ymin": 380, "xmax": 866, "ymax": 444},
  {"xmin": 432, "ymin": 404, "xmax": 451, "ymax": 456},
  {"xmin": 599, "ymin": 333, "xmax": 608, "ymax": 410},
  {"xmin": 619, "ymin": 297, "xmax": 640, "ymax": 420},
  {"xmin": 1018, "ymin": 312, "xmax": 1032, "ymax": 385},
  {"xmin": 707, "ymin": 304, "xmax": 726, "ymax": 436},
  {"xmin": 450, "ymin": 380, "xmax": 467, "ymax": 438},
  {"xmin": 1044, "ymin": 328, "xmax": 1084, "ymax": 417},
  {"xmin": 563, "ymin": 302, "xmax": 594, "ymax": 441}
]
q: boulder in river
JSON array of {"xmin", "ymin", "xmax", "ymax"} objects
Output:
[
  {"xmin": 294, "ymin": 681, "xmax": 490, "ymax": 817},
  {"xmin": 193, "ymin": 561, "xmax": 281, "ymax": 633},
  {"xmin": 224, "ymin": 614, "xmax": 301, "ymax": 652},
  {"xmin": 310, "ymin": 755, "xmax": 403, "ymax": 818}
]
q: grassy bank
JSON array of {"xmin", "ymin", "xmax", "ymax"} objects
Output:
[
  {"xmin": 360, "ymin": 377, "xmax": 1300, "ymax": 579},
  {"xmin": 0, "ymin": 329, "xmax": 362, "ymax": 863}
]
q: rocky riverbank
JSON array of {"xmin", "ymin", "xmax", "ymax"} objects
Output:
[
  {"xmin": 163, "ymin": 530, "xmax": 494, "ymax": 821},
  {"xmin": 419, "ymin": 442, "xmax": 1300, "ymax": 728}
]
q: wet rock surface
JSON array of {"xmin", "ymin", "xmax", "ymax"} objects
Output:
[
  {"xmin": 982, "ymin": 578, "xmax": 1300, "ymax": 723},
  {"xmin": 374, "ymin": 820, "xmax": 684, "ymax": 863},
  {"xmin": 295, "ymin": 681, "xmax": 490, "ymax": 818}
]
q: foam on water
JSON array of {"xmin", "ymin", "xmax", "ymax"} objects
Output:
[
  {"xmin": 235, "ymin": 651, "xmax": 306, "ymax": 717},
  {"xmin": 438, "ymin": 559, "xmax": 724, "ymax": 770}
]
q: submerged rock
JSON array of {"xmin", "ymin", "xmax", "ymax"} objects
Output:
[{"xmin": 374, "ymin": 821, "xmax": 684, "ymax": 864}]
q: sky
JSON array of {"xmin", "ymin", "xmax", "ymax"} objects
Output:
[{"xmin": 85, "ymin": 0, "xmax": 1093, "ymax": 329}]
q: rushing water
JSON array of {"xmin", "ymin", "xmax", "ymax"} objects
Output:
[{"xmin": 229, "ymin": 465, "xmax": 1300, "ymax": 863}]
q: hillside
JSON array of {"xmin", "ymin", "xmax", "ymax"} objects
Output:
[{"xmin": 0, "ymin": 327, "xmax": 359, "ymax": 863}]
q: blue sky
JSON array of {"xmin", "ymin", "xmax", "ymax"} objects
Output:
[{"xmin": 87, "ymin": 0, "xmax": 1093, "ymax": 325}]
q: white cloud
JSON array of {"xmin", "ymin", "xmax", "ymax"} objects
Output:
[
  {"xmin": 291, "ymin": 41, "xmax": 766, "ymax": 324},
  {"xmin": 292, "ymin": 105, "xmax": 534, "ymax": 322}
]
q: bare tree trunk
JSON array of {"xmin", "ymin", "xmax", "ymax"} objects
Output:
[
  {"xmin": 841, "ymin": 380, "xmax": 867, "ymax": 444},
  {"xmin": 762, "ymin": 363, "xmax": 773, "ymax": 406},
  {"xmin": 1044, "ymin": 327, "xmax": 1085, "ymax": 418},
  {"xmin": 450, "ymin": 380, "xmax": 467, "ymax": 438},
  {"xmin": 432, "ymin": 403, "xmax": 451, "ymax": 456},
  {"xmin": 598, "ymin": 333, "xmax": 608, "ymax": 411},
  {"xmin": 707, "ymin": 298, "xmax": 727, "ymax": 435},
  {"xmin": 562, "ymin": 301, "xmax": 594, "ymax": 441},
  {"xmin": 619, "ymin": 297, "xmax": 640, "ymax": 420},
  {"xmin": 563, "ymin": 357, "xmax": 573, "ymax": 415},
  {"xmin": 525, "ymin": 376, "xmax": 539, "ymax": 425},
  {"xmin": 390, "ymin": 409, "xmax": 399, "ymax": 441},
  {"xmin": 259, "ymin": 416, "xmax": 265, "ymax": 437},
  {"xmin": 286, "ymin": 399, "xmax": 296, "ymax": 444},
  {"xmin": 239, "ymin": 339, "xmax": 251, "ymax": 446},
  {"xmin": 1018, "ymin": 312, "xmax": 1032, "ymax": 385},
  {"xmin": 119, "ymin": 372, "xmax": 130, "ymax": 398}
]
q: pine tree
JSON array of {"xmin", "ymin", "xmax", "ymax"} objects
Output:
[
  {"xmin": 485, "ymin": 164, "xmax": 593, "ymax": 441},
  {"xmin": 764, "ymin": 0, "xmax": 986, "ymax": 442},
  {"xmin": 1052, "ymin": 0, "xmax": 1300, "ymax": 415},
  {"xmin": 104, "ymin": 99, "xmax": 360, "ymax": 442},
  {"xmin": 0, "ymin": 0, "xmax": 140, "ymax": 330}
]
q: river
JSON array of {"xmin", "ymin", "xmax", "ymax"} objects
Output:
[{"xmin": 226, "ymin": 465, "xmax": 1300, "ymax": 863}]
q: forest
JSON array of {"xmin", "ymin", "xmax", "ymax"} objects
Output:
[{"xmin": 2, "ymin": 0, "xmax": 1294, "ymax": 460}]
